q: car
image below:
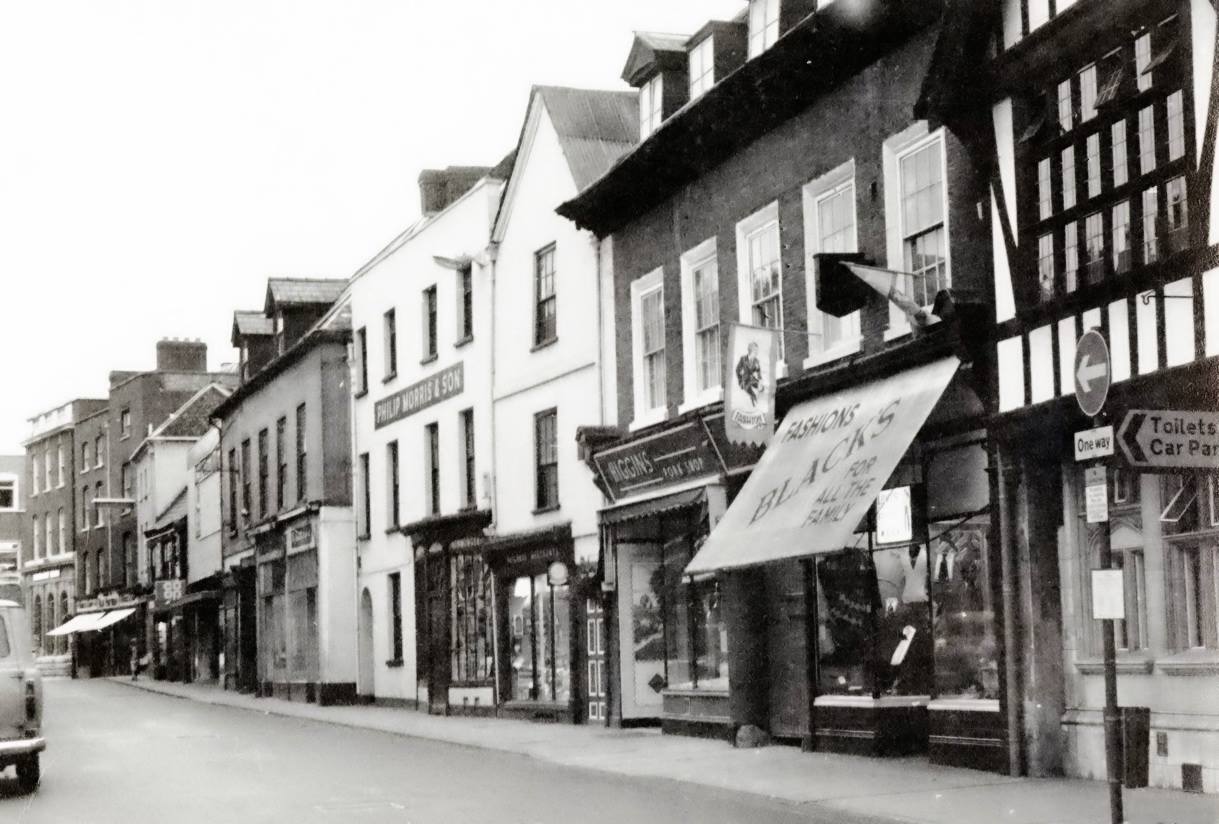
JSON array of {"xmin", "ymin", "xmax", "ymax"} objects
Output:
[{"xmin": 0, "ymin": 600, "xmax": 44, "ymax": 791}]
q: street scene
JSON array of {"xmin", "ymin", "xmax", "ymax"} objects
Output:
[{"xmin": 2, "ymin": 0, "xmax": 1219, "ymax": 822}]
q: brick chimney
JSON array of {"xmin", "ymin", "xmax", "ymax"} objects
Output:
[
  {"xmin": 156, "ymin": 338, "xmax": 208, "ymax": 372},
  {"xmin": 418, "ymin": 166, "xmax": 493, "ymax": 217}
]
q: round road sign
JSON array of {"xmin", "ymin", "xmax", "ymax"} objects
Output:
[{"xmin": 1074, "ymin": 329, "xmax": 1110, "ymax": 417}]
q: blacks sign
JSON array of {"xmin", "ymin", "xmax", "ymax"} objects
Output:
[
  {"xmin": 374, "ymin": 362, "xmax": 464, "ymax": 429},
  {"xmin": 594, "ymin": 421, "xmax": 722, "ymax": 502}
]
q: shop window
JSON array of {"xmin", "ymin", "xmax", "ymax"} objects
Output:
[
  {"xmin": 690, "ymin": 576, "xmax": 729, "ymax": 689},
  {"xmin": 388, "ymin": 571, "xmax": 403, "ymax": 663},
  {"xmin": 354, "ymin": 326, "xmax": 368, "ymax": 395},
  {"xmin": 450, "ymin": 554, "xmax": 492, "ymax": 684},
  {"xmin": 507, "ymin": 572, "xmax": 570, "ymax": 702}
]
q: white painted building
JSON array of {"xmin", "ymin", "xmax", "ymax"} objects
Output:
[{"xmin": 346, "ymin": 164, "xmax": 506, "ymax": 710}]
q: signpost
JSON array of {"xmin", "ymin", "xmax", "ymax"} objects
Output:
[
  {"xmin": 1117, "ymin": 409, "xmax": 1219, "ymax": 469},
  {"xmin": 1073, "ymin": 330, "xmax": 1122, "ymax": 824}
]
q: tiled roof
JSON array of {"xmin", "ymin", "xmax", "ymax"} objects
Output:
[
  {"xmin": 156, "ymin": 385, "xmax": 232, "ymax": 438},
  {"xmin": 536, "ymin": 86, "xmax": 640, "ymax": 192},
  {"xmin": 265, "ymin": 278, "xmax": 347, "ymax": 311},
  {"xmin": 233, "ymin": 310, "xmax": 273, "ymax": 337}
]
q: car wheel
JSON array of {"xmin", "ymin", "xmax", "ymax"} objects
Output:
[{"xmin": 16, "ymin": 755, "xmax": 39, "ymax": 792}]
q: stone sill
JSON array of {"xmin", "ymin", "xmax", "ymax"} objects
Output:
[{"xmin": 1074, "ymin": 657, "xmax": 1155, "ymax": 675}]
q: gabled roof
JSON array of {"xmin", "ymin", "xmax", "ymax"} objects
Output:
[
  {"xmin": 264, "ymin": 278, "xmax": 347, "ymax": 314},
  {"xmin": 232, "ymin": 310, "xmax": 274, "ymax": 345},
  {"xmin": 622, "ymin": 31, "xmax": 691, "ymax": 86},
  {"xmin": 154, "ymin": 384, "xmax": 231, "ymax": 439},
  {"xmin": 153, "ymin": 485, "xmax": 188, "ymax": 527}
]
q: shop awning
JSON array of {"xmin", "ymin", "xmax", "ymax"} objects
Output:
[
  {"xmin": 91, "ymin": 607, "xmax": 137, "ymax": 630},
  {"xmin": 599, "ymin": 487, "xmax": 706, "ymax": 527},
  {"xmin": 46, "ymin": 612, "xmax": 107, "ymax": 636},
  {"xmin": 685, "ymin": 356, "xmax": 960, "ymax": 575}
]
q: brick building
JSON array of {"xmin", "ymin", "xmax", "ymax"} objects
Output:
[
  {"xmin": 0, "ymin": 455, "xmax": 26, "ymax": 605},
  {"xmin": 563, "ymin": 0, "xmax": 1002, "ymax": 769}
]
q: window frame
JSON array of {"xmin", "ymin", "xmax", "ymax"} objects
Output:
[
  {"xmin": 257, "ymin": 428, "xmax": 269, "ymax": 519},
  {"xmin": 460, "ymin": 408, "xmax": 476, "ymax": 509},
  {"xmin": 534, "ymin": 409, "xmax": 559, "ymax": 512},
  {"xmin": 457, "ymin": 265, "xmax": 474, "ymax": 343},
  {"xmin": 630, "ymin": 269, "xmax": 667, "ymax": 429},
  {"xmin": 422, "ymin": 286, "xmax": 438, "ymax": 361},
  {"xmin": 425, "ymin": 423, "xmax": 441, "ymax": 516},
  {"xmin": 386, "ymin": 440, "xmax": 400, "ymax": 529},
  {"xmin": 734, "ymin": 200, "xmax": 785, "ymax": 356},
  {"xmin": 639, "ymin": 73, "xmax": 663, "ymax": 139},
  {"xmin": 533, "ymin": 244, "xmax": 557, "ymax": 347},
  {"xmin": 358, "ymin": 452, "xmax": 371, "ymax": 539},
  {"xmin": 383, "ymin": 307, "xmax": 397, "ymax": 380},
  {"xmin": 747, "ymin": 0, "xmax": 780, "ymax": 59},
  {"xmin": 275, "ymin": 416, "xmax": 287, "ymax": 512},
  {"xmin": 0, "ymin": 475, "xmax": 15, "ymax": 512},
  {"xmin": 688, "ymin": 36, "xmax": 714, "ymax": 100},
  {"xmin": 802, "ymin": 160, "xmax": 863, "ymax": 366},
  {"xmin": 388, "ymin": 571, "xmax": 404, "ymax": 664},
  {"xmin": 679, "ymin": 237, "xmax": 723, "ymax": 412},
  {"xmin": 295, "ymin": 403, "xmax": 307, "ymax": 502},
  {"xmin": 354, "ymin": 326, "xmax": 368, "ymax": 396}
]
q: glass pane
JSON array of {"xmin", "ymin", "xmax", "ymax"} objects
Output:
[
  {"xmin": 662, "ymin": 540, "xmax": 692, "ymax": 688},
  {"xmin": 931, "ymin": 519, "xmax": 998, "ymax": 698},
  {"xmin": 816, "ymin": 552, "xmax": 878, "ymax": 695},
  {"xmin": 693, "ymin": 579, "xmax": 728, "ymax": 688},
  {"xmin": 630, "ymin": 561, "xmax": 665, "ymax": 703},
  {"xmin": 508, "ymin": 575, "xmax": 536, "ymax": 700}
]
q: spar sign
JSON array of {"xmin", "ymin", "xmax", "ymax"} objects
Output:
[{"xmin": 686, "ymin": 357, "xmax": 959, "ymax": 574}]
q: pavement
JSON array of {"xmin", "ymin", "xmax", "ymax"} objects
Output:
[{"xmin": 107, "ymin": 676, "xmax": 1217, "ymax": 824}]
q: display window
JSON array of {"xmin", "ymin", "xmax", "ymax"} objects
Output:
[
  {"xmin": 451, "ymin": 554, "xmax": 494, "ymax": 684},
  {"xmin": 506, "ymin": 573, "xmax": 570, "ymax": 702}
]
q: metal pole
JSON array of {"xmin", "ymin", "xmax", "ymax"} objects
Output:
[
  {"xmin": 1092, "ymin": 452, "xmax": 1123, "ymax": 824},
  {"xmin": 995, "ymin": 447, "xmax": 1022, "ymax": 776}
]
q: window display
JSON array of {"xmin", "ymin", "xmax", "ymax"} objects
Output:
[
  {"xmin": 930, "ymin": 518, "xmax": 998, "ymax": 699},
  {"xmin": 450, "ymin": 554, "xmax": 493, "ymax": 683},
  {"xmin": 507, "ymin": 573, "xmax": 570, "ymax": 702}
]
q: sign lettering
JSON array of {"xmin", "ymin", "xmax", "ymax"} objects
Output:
[
  {"xmin": 594, "ymin": 421, "xmax": 723, "ymax": 502},
  {"xmin": 1074, "ymin": 425, "xmax": 1114, "ymax": 461},
  {"xmin": 374, "ymin": 362, "xmax": 464, "ymax": 429},
  {"xmin": 1118, "ymin": 409, "xmax": 1219, "ymax": 469}
]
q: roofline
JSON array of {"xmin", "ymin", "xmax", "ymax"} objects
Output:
[
  {"xmin": 211, "ymin": 327, "xmax": 350, "ymax": 420},
  {"xmin": 145, "ymin": 382, "xmax": 233, "ymax": 442}
]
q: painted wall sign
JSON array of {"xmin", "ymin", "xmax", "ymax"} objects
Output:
[
  {"xmin": 374, "ymin": 362, "xmax": 464, "ymax": 429},
  {"xmin": 594, "ymin": 421, "xmax": 722, "ymax": 502},
  {"xmin": 1118, "ymin": 410, "xmax": 1219, "ymax": 469},
  {"xmin": 1074, "ymin": 425, "xmax": 1114, "ymax": 461},
  {"xmin": 287, "ymin": 522, "xmax": 315, "ymax": 551},
  {"xmin": 687, "ymin": 357, "xmax": 959, "ymax": 574},
  {"xmin": 724, "ymin": 324, "xmax": 778, "ymax": 446}
]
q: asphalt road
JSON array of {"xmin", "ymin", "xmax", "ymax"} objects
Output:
[{"xmin": 0, "ymin": 679, "xmax": 884, "ymax": 824}]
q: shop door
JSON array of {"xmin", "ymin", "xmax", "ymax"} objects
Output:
[
  {"xmin": 585, "ymin": 597, "xmax": 606, "ymax": 723},
  {"xmin": 616, "ymin": 543, "xmax": 664, "ymax": 720},
  {"xmin": 238, "ymin": 568, "xmax": 258, "ymax": 693},
  {"xmin": 426, "ymin": 556, "xmax": 449, "ymax": 715},
  {"xmin": 766, "ymin": 560, "xmax": 810, "ymax": 740}
]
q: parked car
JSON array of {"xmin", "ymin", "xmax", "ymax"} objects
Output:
[{"xmin": 0, "ymin": 600, "xmax": 43, "ymax": 791}]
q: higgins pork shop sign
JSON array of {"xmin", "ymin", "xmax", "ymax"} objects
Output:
[
  {"xmin": 594, "ymin": 421, "xmax": 722, "ymax": 502},
  {"xmin": 375, "ymin": 362, "xmax": 464, "ymax": 429},
  {"xmin": 685, "ymin": 357, "xmax": 959, "ymax": 575}
]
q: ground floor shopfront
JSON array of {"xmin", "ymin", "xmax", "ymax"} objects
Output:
[
  {"xmin": 994, "ymin": 356, "xmax": 1219, "ymax": 793},
  {"xmin": 61, "ymin": 595, "xmax": 146, "ymax": 678},
  {"xmin": 405, "ymin": 511, "xmax": 584, "ymax": 723},
  {"xmin": 590, "ymin": 345, "xmax": 1014, "ymax": 772}
]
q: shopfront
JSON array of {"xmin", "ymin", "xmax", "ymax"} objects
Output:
[
  {"xmin": 255, "ymin": 513, "xmax": 321, "ymax": 702},
  {"xmin": 685, "ymin": 354, "xmax": 1007, "ymax": 769}
]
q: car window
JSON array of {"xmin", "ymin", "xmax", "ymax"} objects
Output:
[{"xmin": 0, "ymin": 615, "xmax": 10, "ymax": 659}]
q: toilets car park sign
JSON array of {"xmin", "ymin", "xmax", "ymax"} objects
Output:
[{"xmin": 1117, "ymin": 410, "xmax": 1219, "ymax": 469}]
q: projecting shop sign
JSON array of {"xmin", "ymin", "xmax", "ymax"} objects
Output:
[
  {"xmin": 374, "ymin": 362, "xmax": 464, "ymax": 429},
  {"xmin": 593, "ymin": 421, "xmax": 721, "ymax": 502}
]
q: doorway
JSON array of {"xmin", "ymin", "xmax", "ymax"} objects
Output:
[{"xmin": 358, "ymin": 588, "xmax": 374, "ymax": 699}]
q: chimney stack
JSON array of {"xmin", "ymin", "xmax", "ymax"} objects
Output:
[
  {"xmin": 156, "ymin": 338, "xmax": 208, "ymax": 372},
  {"xmin": 417, "ymin": 166, "xmax": 494, "ymax": 217}
]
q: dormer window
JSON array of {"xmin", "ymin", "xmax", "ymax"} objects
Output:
[
  {"xmin": 274, "ymin": 314, "xmax": 285, "ymax": 353},
  {"xmin": 748, "ymin": 0, "xmax": 780, "ymax": 59},
  {"xmin": 689, "ymin": 37, "xmax": 714, "ymax": 99},
  {"xmin": 639, "ymin": 74, "xmax": 663, "ymax": 139}
]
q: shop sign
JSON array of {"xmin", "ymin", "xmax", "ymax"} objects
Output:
[
  {"xmin": 374, "ymin": 362, "xmax": 464, "ymax": 429},
  {"xmin": 1084, "ymin": 465, "xmax": 1108, "ymax": 524},
  {"xmin": 154, "ymin": 578, "xmax": 185, "ymax": 608},
  {"xmin": 1091, "ymin": 568, "xmax": 1125, "ymax": 620},
  {"xmin": 686, "ymin": 356, "xmax": 960, "ymax": 575},
  {"xmin": 1117, "ymin": 410, "xmax": 1219, "ymax": 469},
  {"xmin": 594, "ymin": 421, "xmax": 722, "ymax": 502},
  {"xmin": 1074, "ymin": 425, "xmax": 1114, "ymax": 461},
  {"xmin": 287, "ymin": 522, "xmax": 315, "ymax": 551},
  {"xmin": 1073, "ymin": 330, "xmax": 1110, "ymax": 417},
  {"xmin": 724, "ymin": 323, "xmax": 778, "ymax": 446}
]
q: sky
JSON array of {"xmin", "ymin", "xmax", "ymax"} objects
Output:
[{"xmin": 0, "ymin": 0, "xmax": 746, "ymax": 455}]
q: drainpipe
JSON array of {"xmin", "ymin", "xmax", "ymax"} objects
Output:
[
  {"xmin": 996, "ymin": 446, "xmax": 1022, "ymax": 776},
  {"xmin": 485, "ymin": 242, "xmax": 500, "ymax": 528},
  {"xmin": 592, "ymin": 233, "xmax": 606, "ymax": 425},
  {"xmin": 345, "ymin": 334, "xmax": 362, "ymax": 698}
]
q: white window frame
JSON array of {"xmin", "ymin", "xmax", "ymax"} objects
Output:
[
  {"xmin": 31, "ymin": 514, "xmax": 40, "ymax": 559},
  {"xmin": 734, "ymin": 201, "xmax": 786, "ymax": 366},
  {"xmin": 44, "ymin": 451, "xmax": 52, "ymax": 491},
  {"xmin": 57, "ymin": 443, "xmax": 64, "ymax": 488},
  {"xmin": 688, "ymin": 36, "xmax": 714, "ymax": 100},
  {"xmin": 748, "ymin": 0, "xmax": 780, "ymax": 58},
  {"xmin": 639, "ymin": 74, "xmax": 663, "ymax": 139},
  {"xmin": 882, "ymin": 124, "xmax": 951, "ymax": 340},
  {"xmin": 57, "ymin": 509, "xmax": 65, "ymax": 557},
  {"xmin": 0, "ymin": 474, "xmax": 16, "ymax": 512},
  {"xmin": 630, "ymin": 269, "xmax": 667, "ymax": 430},
  {"xmin": 679, "ymin": 238, "xmax": 723, "ymax": 413},
  {"xmin": 802, "ymin": 159, "xmax": 862, "ymax": 367}
]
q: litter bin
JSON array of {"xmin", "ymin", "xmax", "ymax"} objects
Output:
[{"xmin": 1121, "ymin": 706, "xmax": 1150, "ymax": 789}]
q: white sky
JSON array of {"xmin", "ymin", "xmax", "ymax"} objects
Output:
[{"xmin": 0, "ymin": 0, "xmax": 745, "ymax": 454}]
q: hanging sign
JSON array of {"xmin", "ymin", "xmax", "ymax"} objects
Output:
[
  {"xmin": 724, "ymin": 323, "xmax": 778, "ymax": 446},
  {"xmin": 1074, "ymin": 425, "xmax": 1114, "ymax": 461}
]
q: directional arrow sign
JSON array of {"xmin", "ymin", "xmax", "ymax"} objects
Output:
[
  {"xmin": 1074, "ymin": 329, "xmax": 1110, "ymax": 417},
  {"xmin": 1118, "ymin": 409, "xmax": 1219, "ymax": 469}
]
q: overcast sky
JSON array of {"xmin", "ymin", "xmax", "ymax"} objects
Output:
[{"xmin": 0, "ymin": 0, "xmax": 745, "ymax": 455}]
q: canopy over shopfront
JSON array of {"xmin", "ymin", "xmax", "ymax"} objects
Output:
[
  {"xmin": 46, "ymin": 612, "xmax": 107, "ymax": 636},
  {"xmin": 685, "ymin": 356, "xmax": 960, "ymax": 575},
  {"xmin": 90, "ymin": 608, "xmax": 137, "ymax": 631}
]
